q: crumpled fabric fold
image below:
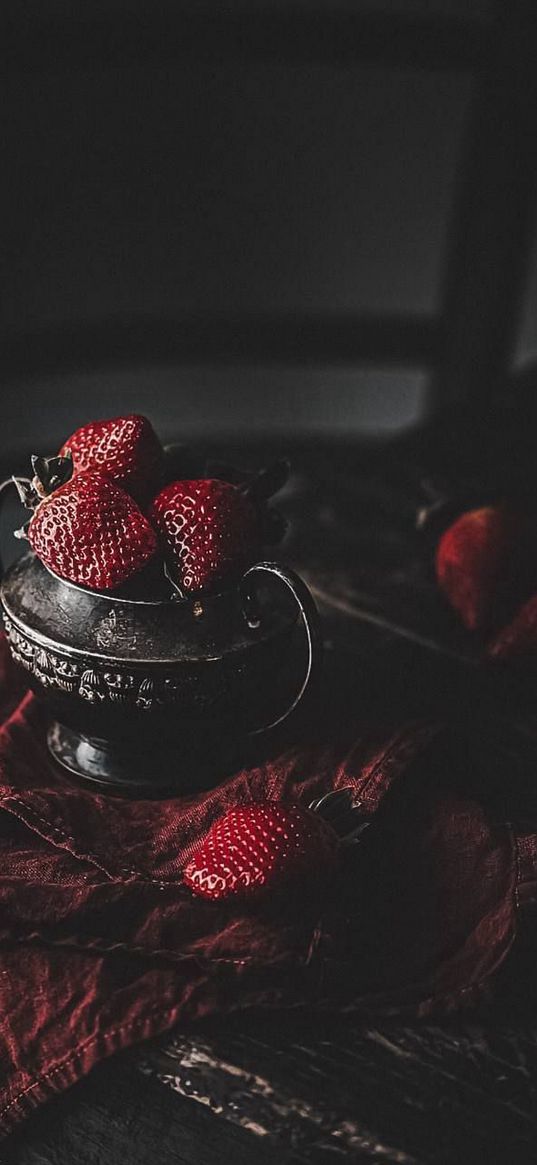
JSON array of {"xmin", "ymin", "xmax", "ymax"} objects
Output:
[{"xmin": 0, "ymin": 635, "xmax": 523, "ymax": 1138}]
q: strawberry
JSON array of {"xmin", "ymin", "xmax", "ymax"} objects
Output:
[
  {"xmin": 22, "ymin": 468, "xmax": 158, "ymax": 591},
  {"xmin": 59, "ymin": 414, "xmax": 163, "ymax": 502},
  {"xmin": 183, "ymin": 801, "xmax": 339, "ymax": 902},
  {"xmin": 435, "ymin": 505, "xmax": 526, "ymax": 632},
  {"xmin": 488, "ymin": 593, "xmax": 537, "ymax": 661},
  {"xmin": 151, "ymin": 478, "xmax": 259, "ymax": 594}
]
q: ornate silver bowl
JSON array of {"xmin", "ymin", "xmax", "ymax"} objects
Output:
[{"xmin": 1, "ymin": 552, "xmax": 320, "ymax": 795}]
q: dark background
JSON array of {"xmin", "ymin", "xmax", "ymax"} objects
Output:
[
  {"xmin": 5, "ymin": 11, "xmax": 537, "ymax": 1163},
  {"xmin": 2, "ymin": 0, "xmax": 537, "ymax": 455}
]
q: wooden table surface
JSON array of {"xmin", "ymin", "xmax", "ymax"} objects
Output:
[{"xmin": 4, "ymin": 427, "xmax": 537, "ymax": 1164}]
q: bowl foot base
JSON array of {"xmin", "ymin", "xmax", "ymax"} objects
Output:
[{"xmin": 47, "ymin": 721, "xmax": 244, "ymax": 797}]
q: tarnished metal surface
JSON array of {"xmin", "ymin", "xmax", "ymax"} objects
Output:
[{"xmin": 1, "ymin": 553, "xmax": 319, "ymax": 792}]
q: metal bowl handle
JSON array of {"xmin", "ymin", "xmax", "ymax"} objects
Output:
[
  {"xmin": 240, "ymin": 561, "xmax": 322, "ymax": 736},
  {"xmin": 0, "ymin": 478, "xmax": 17, "ymax": 581}
]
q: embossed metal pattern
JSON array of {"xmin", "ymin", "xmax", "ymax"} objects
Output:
[
  {"xmin": 0, "ymin": 552, "xmax": 320, "ymax": 789},
  {"xmin": 2, "ymin": 613, "xmax": 251, "ymax": 714}
]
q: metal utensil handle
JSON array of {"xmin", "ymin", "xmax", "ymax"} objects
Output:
[
  {"xmin": 0, "ymin": 475, "xmax": 31, "ymax": 580},
  {"xmin": 241, "ymin": 561, "xmax": 321, "ymax": 736},
  {"xmin": 0, "ymin": 478, "xmax": 22, "ymax": 581}
]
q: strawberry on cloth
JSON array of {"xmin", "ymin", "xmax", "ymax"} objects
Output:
[{"xmin": 184, "ymin": 802, "xmax": 339, "ymax": 901}]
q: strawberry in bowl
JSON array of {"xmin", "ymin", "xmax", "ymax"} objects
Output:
[
  {"xmin": 59, "ymin": 413, "xmax": 164, "ymax": 503},
  {"xmin": 151, "ymin": 458, "xmax": 290, "ymax": 597},
  {"xmin": 21, "ymin": 465, "xmax": 158, "ymax": 592},
  {"xmin": 151, "ymin": 478, "xmax": 260, "ymax": 595}
]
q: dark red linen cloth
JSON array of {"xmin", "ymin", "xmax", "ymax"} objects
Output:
[{"xmin": 0, "ymin": 634, "xmax": 529, "ymax": 1138}]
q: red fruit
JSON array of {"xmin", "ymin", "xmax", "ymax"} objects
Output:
[
  {"xmin": 183, "ymin": 802, "xmax": 338, "ymax": 902},
  {"xmin": 489, "ymin": 593, "xmax": 537, "ymax": 661},
  {"xmin": 151, "ymin": 479, "xmax": 259, "ymax": 594},
  {"xmin": 60, "ymin": 414, "xmax": 163, "ymax": 501},
  {"xmin": 435, "ymin": 505, "xmax": 524, "ymax": 632},
  {"xmin": 27, "ymin": 471, "xmax": 158, "ymax": 591}
]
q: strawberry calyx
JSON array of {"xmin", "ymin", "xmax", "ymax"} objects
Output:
[
  {"xmin": 416, "ymin": 476, "xmax": 490, "ymax": 543},
  {"xmin": 204, "ymin": 456, "xmax": 290, "ymax": 501},
  {"xmin": 14, "ymin": 452, "xmax": 74, "ymax": 512},
  {"xmin": 12, "ymin": 452, "xmax": 75, "ymax": 540},
  {"xmin": 31, "ymin": 453, "xmax": 74, "ymax": 498},
  {"xmin": 241, "ymin": 458, "xmax": 290, "ymax": 505},
  {"xmin": 241, "ymin": 459, "xmax": 289, "ymax": 546}
]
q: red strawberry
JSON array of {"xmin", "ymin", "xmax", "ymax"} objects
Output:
[
  {"xmin": 489, "ymin": 593, "xmax": 537, "ymax": 661},
  {"xmin": 435, "ymin": 505, "xmax": 526, "ymax": 632},
  {"xmin": 60, "ymin": 414, "xmax": 163, "ymax": 502},
  {"xmin": 151, "ymin": 478, "xmax": 259, "ymax": 594},
  {"xmin": 183, "ymin": 802, "xmax": 338, "ymax": 902},
  {"xmin": 25, "ymin": 470, "xmax": 158, "ymax": 591}
]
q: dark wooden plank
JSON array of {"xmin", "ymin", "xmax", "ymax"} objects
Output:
[
  {"xmin": 141, "ymin": 1000, "xmax": 537, "ymax": 1165},
  {"xmin": 1, "ymin": 1056, "xmax": 282, "ymax": 1165}
]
